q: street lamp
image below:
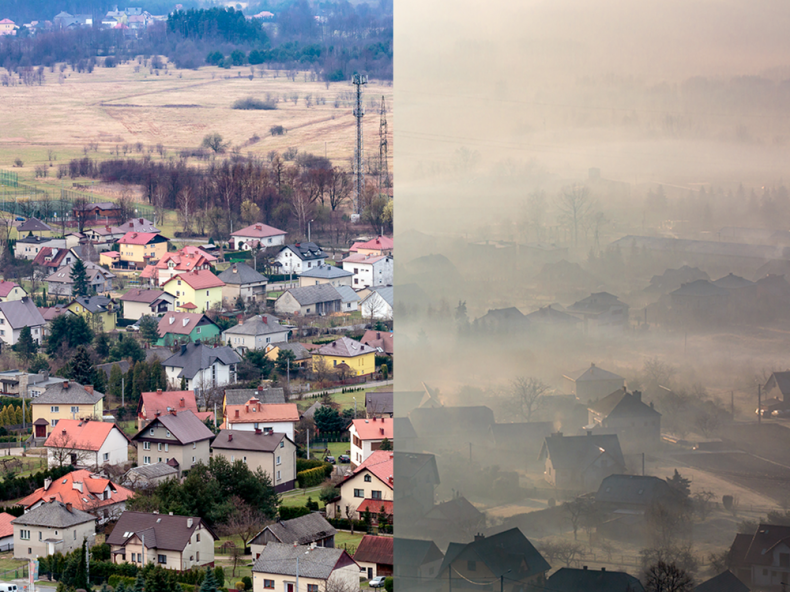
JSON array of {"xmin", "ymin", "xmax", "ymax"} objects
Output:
[
  {"xmin": 500, "ymin": 569, "xmax": 512, "ymax": 592},
  {"xmin": 308, "ymin": 219, "xmax": 314, "ymax": 243}
]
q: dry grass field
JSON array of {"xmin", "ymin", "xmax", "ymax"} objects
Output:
[{"xmin": 0, "ymin": 59, "xmax": 393, "ymax": 173}]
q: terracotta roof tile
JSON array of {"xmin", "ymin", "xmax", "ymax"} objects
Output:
[
  {"xmin": 352, "ymin": 418, "xmax": 393, "ymax": 440},
  {"xmin": 44, "ymin": 419, "xmax": 127, "ymax": 452}
]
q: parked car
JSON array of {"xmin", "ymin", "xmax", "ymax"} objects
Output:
[
  {"xmin": 126, "ymin": 322, "xmax": 141, "ymax": 332},
  {"xmin": 756, "ymin": 408, "xmax": 772, "ymax": 417},
  {"xmin": 325, "ymin": 455, "xmax": 336, "ymax": 464},
  {"xmin": 369, "ymin": 576, "xmax": 386, "ymax": 588},
  {"xmin": 338, "ymin": 454, "xmax": 350, "ymax": 464},
  {"xmin": 772, "ymin": 409, "xmax": 790, "ymax": 417}
]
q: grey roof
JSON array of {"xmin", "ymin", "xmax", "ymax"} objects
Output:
[
  {"xmin": 594, "ymin": 474, "xmax": 672, "ymax": 506},
  {"xmin": 525, "ymin": 306, "xmax": 581, "ymax": 325},
  {"xmin": 367, "ymin": 285, "xmax": 393, "ymax": 307},
  {"xmin": 670, "ymin": 279, "xmax": 728, "ymax": 297},
  {"xmin": 0, "ymin": 297, "xmax": 46, "ymax": 329},
  {"xmin": 252, "ymin": 513, "xmax": 336, "ymax": 546},
  {"xmin": 713, "ymin": 273, "xmax": 754, "ymax": 289},
  {"xmin": 283, "ymin": 284, "xmax": 342, "ymax": 306},
  {"xmin": 565, "ymin": 363, "xmax": 624, "ymax": 383},
  {"xmin": 393, "ymin": 538, "xmax": 444, "ymax": 569},
  {"xmin": 211, "ymin": 429, "xmax": 288, "ymax": 452},
  {"xmin": 106, "ymin": 511, "xmax": 216, "ymax": 551},
  {"xmin": 611, "ymin": 234, "xmax": 788, "ymax": 262},
  {"xmin": 217, "ymin": 262, "xmax": 268, "ymax": 286},
  {"xmin": 335, "ymin": 285, "xmax": 360, "ymax": 304},
  {"xmin": 253, "ymin": 543, "xmax": 351, "ymax": 579},
  {"xmin": 547, "ymin": 567, "xmax": 645, "ymax": 592},
  {"xmin": 315, "ymin": 336, "xmax": 376, "ymax": 357},
  {"xmin": 18, "ymin": 218, "xmax": 53, "ymax": 232},
  {"xmin": 589, "ymin": 389, "xmax": 661, "ymax": 419},
  {"xmin": 96, "ymin": 360, "xmax": 132, "ymax": 379},
  {"xmin": 132, "ymin": 410, "xmax": 214, "ymax": 445},
  {"xmin": 163, "ymin": 342, "xmax": 241, "ymax": 380},
  {"xmin": 225, "ymin": 387, "xmax": 285, "ymax": 406},
  {"xmin": 146, "ymin": 347, "xmax": 173, "ymax": 364},
  {"xmin": 124, "ymin": 463, "xmax": 178, "ymax": 481},
  {"xmin": 568, "ymin": 292, "xmax": 627, "ymax": 314},
  {"xmin": 539, "ymin": 433, "xmax": 625, "ymax": 473},
  {"xmin": 223, "ymin": 315, "xmax": 286, "ymax": 337},
  {"xmin": 694, "ymin": 571, "xmax": 749, "ymax": 592},
  {"xmin": 366, "ymin": 391, "xmax": 393, "ymax": 415},
  {"xmin": 34, "ymin": 382, "xmax": 104, "ymax": 405},
  {"xmin": 12, "ymin": 501, "xmax": 95, "ymax": 528},
  {"xmin": 408, "ymin": 406, "xmax": 495, "ymax": 437},
  {"xmin": 298, "ymin": 264, "xmax": 353, "ymax": 279},
  {"xmin": 281, "ymin": 242, "xmax": 325, "ymax": 261},
  {"xmin": 268, "ymin": 342, "xmax": 311, "ymax": 361},
  {"xmin": 71, "ymin": 295, "xmax": 113, "ymax": 314}
]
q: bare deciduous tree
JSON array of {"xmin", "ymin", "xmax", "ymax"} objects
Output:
[
  {"xmin": 539, "ymin": 540, "xmax": 583, "ymax": 567},
  {"xmin": 218, "ymin": 497, "xmax": 269, "ymax": 555},
  {"xmin": 46, "ymin": 430, "xmax": 94, "ymax": 468},
  {"xmin": 644, "ymin": 561, "xmax": 694, "ymax": 592},
  {"xmin": 556, "ymin": 185, "xmax": 595, "ymax": 248},
  {"xmin": 507, "ymin": 376, "xmax": 550, "ymax": 422}
]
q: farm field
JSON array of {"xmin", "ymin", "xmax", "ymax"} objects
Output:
[{"xmin": 0, "ymin": 60, "xmax": 392, "ymax": 175}]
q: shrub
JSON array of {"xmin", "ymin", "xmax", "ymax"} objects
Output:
[
  {"xmin": 270, "ymin": 125, "xmax": 285, "ymax": 136},
  {"xmin": 279, "ymin": 505, "xmax": 311, "ymax": 520},
  {"xmin": 233, "ymin": 97, "xmax": 277, "ymax": 110},
  {"xmin": 241, "ymin": 577, "xmax": 252, "ymax": 591},
  {"xmin": 297, "ymin": 465, "xmax": 329, "ymax": 488}
]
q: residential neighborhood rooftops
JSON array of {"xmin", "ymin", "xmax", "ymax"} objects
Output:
[
  {"xmin": 352, "ymin": 450, "xmax": 394, "ymax": 485},
  {"xmin": 589, "ymin": 388, "xmax": 661, "ymax": 418},
  {"xmin": 12, "ymin": 501, "xmax": 95, "ymax": 528},
  {"xmin": 224, "ymin": 387, "xmax": 286, "ymax": 406},
  {"xmin": 713, "ymin": 273, "xmax": 755, "ymax": 289},
  {"xmin": 0, "ymin": 297, "xmax": 45, "ymax": 329},
  {"xmin": 350, "ymin": 236, "xmax": 393, "ymax": 252},
  {"xmin": 354, "ymin": 535, "xmax": 393, "ymax": 566},
  {"xmin": 71, "ymin": 295, "xmax": 113, "ymax": 314},
  {"xmin": 44, "ymin": 419, "xmax": 128, "ymax": 452},
  {"xmin": 366, "ymin": 285, "xmax": 394, "ymax": 307},
  {"xmin": 365, "ymin": 391, "xmax": 393, "ymax": 416},
  {"xmin": 539, "ymin": 433, "xmax": 625, "ymax": 473},
  {"xmin": 670, "ymin": 279, "xmax": 728, "ymax": 297},
  {"xmin": 121, "ymin": 289, "xmax": 166, "ymax": 303},
  {"xmin": 211, "ymin": 429, "xmax": 289, "ymax": 452},
  {"xmin": 694, "ymin": 570, "xmax": 749, "ymax": 592},
  {"xmin": 132, "ymin": 409, "xmax": 214, "ymax": 445},
  {"xmin": 19, "ymin": 469, "xmax": 133, "ymax": 511},
  {"xmin": 125, "ymin": 462, "xmax": 179, "ymax": 481},
  {"xmin": 232, "ymin": 223, "xmax": 287, "ymax": 238},
  {"xmin": 298, "ymin": 264, "xmax": 353, "ymax": 279},
  {"xmin": 165, "ymin": 269, "xmax": 224, "ymax": 290},
  {"xmin": 0, "ymin": 281, "xmax": 21, "ymax": 298},
  {"xmin": 34, "ymin": 381, "xmax": 103, "ymax": 406},
  {"xmin": 223, "ymin": 314, "xmax": 285, "ymax": 336},
  {"xmin": 284, "ymin": 284, "xmax": 342, "ymax": 305},
  {"xmin": 106, "ymin": 511, "xmax": 215, "ymax": 550},
  {"xmin": 280, "ymin": 242, "xmax": 325, "ymax": 261},
  {"xmin": 352, "ymin": 418, "xmax": 393, "ymax": 440},
  {"xmin": 163, "ymin": 342, "xmax": 241, "ymax": 380},
  {"xmin": 254, "ymin": 513, "xmax": 336, "ymax": 546},
  {"xmin": 0, "ymin": 512, "xmax": 14, "ymax": 539},
  {"xmin": 315, "ymin": 336, "xmax": 376, "ymax": 358},
  {"xmin": 267, "ymin": 342, "xmax": 311, "ymax": 361},
  {"xmin": 547, "ymin": 567, "xmax": 645, "ymax": 592},
  {"xmin": 335, "ymin": 285, "xmax": 360, "ymax": 304},
  {"xmin": 118, "ymin": 232, "xmax": 168, "ymax": 245},
  {"xmin": 594, "ymin": 474, "xmax": 672, "ymax": 506},
  {"xmin": 253, "ymin": 543, "xmax": 356, "ymax": 579},
  {"xmin": 18, "ymin": 218, "xmax": 52, "ymax": 233},
  {"xmin": 217, "ymin": 262, "xmax": 267, "ymax": 285},
  {"xmin": 116, "ymin": 218, "xmax": 159, "ymax": 234},
  {"xmin": 342, "ymin": 253, "xmax": 390, "ymax": 264},
  {"xmin": 139, "ymin": 389, "xmax": 198, "ymax": 419},
  {"xmin": 360, "ymin": 330, "xmax": 393, "ymax": 355},
  {"xmin": 223, "ymin": 402, "xmax": 300, "ymax": 425},
  {"xmin": 568, "ymin": 292, "xmax": 627, "ymax": 314}
]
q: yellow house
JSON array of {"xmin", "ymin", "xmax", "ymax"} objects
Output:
[
  {"xmin": 162, "ymin": 270, "xmax": 225, "ymax": 313},
  {"xmin": 31, "ymin": 381, "xmax": 104, "ymax": 438},
  {"xmin": 117, "ymin": 232, "xmax": 169, "ymax": 271},
  {"xmin": 0, "ymin": 20, "xmax": 18, "ymax": 36},
  {"xmin": 67, "ymin": 296, "xmax": 117, "ymax": 332},
  {"xmin": 312, "ymin": 336, "xmax": 376, "ymax": 377}
]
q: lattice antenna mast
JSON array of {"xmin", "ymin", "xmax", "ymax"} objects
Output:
[
  {"xmin": 379, "ymin": 95, "xmax": 390, "ymax": 192},
  {"xmin": 352, "ymin": 73, "xmax": 368, "ymax": 214}
]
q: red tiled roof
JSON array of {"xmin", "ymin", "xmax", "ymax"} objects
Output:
[
  {"xmin": 139, "ymin": 390, "xmax": 198, "ymax": 420},
  {"xmin": 222, "ymin": 401, "xmax": 300, "ymax": 427},
  {"xmin": 38, "ymin": 306, "xmax": 68, "ymax": 321},
  {"xmin": 140, "ymin": 265, "xmax": 158, "ymax": 279},
  {"xmin": 0, "ymin": 512, "xmax": 14, "ymax": 538},
  {"xmin": 350, "ymin": 236, "xmax": 393, "ymax": 252},
  {"xmin": 44, "ymin": 419, "xmax": 129, "ymax": 452},
  {"xmin": 155, "ymin": 248, "xmax": 216, "ymax": 272},
  {"xmin": 342, "ymin": 253, "xmax": 389, "ymax": 264},
  {"xmin": 18, "ymin": 469, "xmax": 133, "ymax": 512},
  {"xmin": 0, "ymin": 281, "xmax": 21, "ymax": 298},
  {"xmin": 232, "ymin": 223, "xmax": 286, "ymax": 239},
  {"xmin": 179, "ymin": 302, "xmax": 198, "ymax": 310},
  {"xmin": 352, "ymin": 418, "xmax": 393, "ymax": 441},
  {"xmin": 164, "ymin": 269, "xmax": 224, "ymax": 290},
  {"xmin": 354, "ymin": 534, "xmax": 393, "ymax": 565},
  {"xmin": 119, "ymin": 232, "xmax": 167, "ymax": 245},
  {"xmin": 352, "ymin": 450, "xmax": 393, "ymax": 487},
  {"xmin": 103, "ymin": 251, "xmax": 120, "ymax": 258},
  {"xmin": 355, "ymin": 500, "xmax": 393, "ymax": 517}
]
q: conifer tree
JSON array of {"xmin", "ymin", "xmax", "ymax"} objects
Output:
[
  {"xmin": 199, "ymin": 566, "xmax": 218, "ymax": 592},
  {"xmin": 70, "ymin": 259, "xmax": 90, "ymax": 297},
  {"xmin": 13, "ymin": 326, "xmax": 37, "ymax": 358},
  {"xmin": 68, "ymin": 345, "xmax": 95, "ymax": 386}
]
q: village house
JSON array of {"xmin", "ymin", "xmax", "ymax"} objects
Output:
[
  {"xmin": 87, "ymin": 227, "xmax": 125, "ymax": 248},
  {"xmin": 567, "ymin": 292, "xmax": 630, "ymax": 330},
  {"xmin": 563, "ymin": 363, "xmax": 626, "ymax": 401},
  {"xmin": 757, "ymin": 371, "xmax": 790, "ymax": 416},
  {"xmin": 274, "ymin": 242, "xmax": 326, "ymax": 274},
  {"xmin": 136, "ymin": 389, "xmax": 212, "ymax": 430},
  {"xmin": 19, "ymin": 469, "xmax": 133, "ymax": 524},
  {"xmin": 298, "ymin": 264, "xmax": 354, "ymax": 288},
  {"xmin": 360, "ymin": 286, "xmax": 393, "ymax": 320},
  {"xmin": 223, "ymin": 386, "xmax": 286, "ymax": 414},
  {"xmin": 0, "ymin": 513, "xmax": 13, "ymax": 551},
  {"xmin": 594, "ymin": 474, "xmax": 674, "ymax": 514},
  {"xmin": 17, "ymin": 218, "xmax": 53, "ymax": 238},
  {"xmin": 524, "ymin": 305, "xmax": 582, "ymax": 328},
  {"xmin": 360, "ymin": 330, "xmax": 393, "ymax": 356},
  {"xmin": 393, "ymin": 538, "xmax": 444, "ymax": 588},
  {"xmin": 229, "ymin": 223, "xmax": 287, "ymax": 250},
  {"xmin": 115, "ymin": 218, "xmax": 160, "ymax": 234},
  {"xmin": 163, "ymin": 341, "xmax": 240, "ymax": 391},
  {"xmin": 487, "ymin": 422, "xmax": 554, "ymax": 471},
  {"xmin": 141, "ymin": 246, "xmax": 217, "ymax": 288},
  {"xmin": 366, "ymin": 391, "xmax": 393, "ymax": 418},
  {"xmin": 473, "ymin": 307, "xmax": 529, "ymax": 334},
  {"xmin": 115, "ymin": 232, "xmax": 169, "ymax": 271},
  {"xmin": 539, "ymin": 432, "xmax": 626, "ymax": 491},
  {"xmin": 120, "ymin": 289, "xmax": 174, "ymax": 320},
  {"xmin": 66, "ymin": 296, "xmax": 117, "ymax": 332},
  {"xmin": 131, "ymin": 410, "xmax": 214, "ymax": 477},
  {"xmin": 728, "ymin": 523, "xmax": 790, "ymax": 589},
  {"xmin": 12, "ymin": 501, "xmax": 96, "ymax": 559},
  {"xmin": 354, "ymin": 535, "xmax": 393, "ymax": 580},
  {"xmin": 336, "ymin": 285, "xmax": 361, "ymax": 312},
  {"xmin": 274, "ymin": 284, "xmax": 343, "ymax": 316},
  {"xmin": 546, "ymin": 567, "xmax": 645, "ymax": 592},
  {"xmin": 210, "ymin": 429, "xmax": 297, "ymax": 492},
  {"xmin": 32, "ymin": 381, "xmax": 104, "ymax": 438},
  {"xmin": 44, "ymin": 418, "xmax": 130, "ymax": 469},
  {"xmin": 587, "ymin": 388, "xmax": 662, "ymax": 454},
  {"xmin": 312, "ymin": 336, "xmax": 377, "ymax": 378},
  {"xmin": 0, "ymin": 281, "xmax": 26, "ymax": 302},
  {"xmin": 422, "ymin": 497, "xmax": 486, "ymax": 542},
  {"xmin": 73, "ymin": 202, "xmax": 122, "ymax": 226},
  {"xmin": 217, "ymin": 262, "xmax": 268, "ymax": 306},
  {"xmin": 107, "ymin": 511, "xmax": 217, "ymax": 570},
  {"xmin": 161, "ymin": 269, "xmax": 225, "ymax": 313},
  {"xmin": 220, "ymin": 398, "xmax": 299, "ymax": 440},
  {"xmin": 694, "ymin": 570, "xmax": 749, "ymax": 592},
  {"xmin": 408, "ymin": 406, "xmax": 495, "ymax": 453},
  {"xmin": 46, "ymin": 263, "xmax": 115, "ymax": 297},
  {"xmin": 252, "ymin": 543, "xmax": 359, "ymax": 592},
  {"xmin": 249, "ymin": 513, "xmax": 336, "ymax": 560},
  {"xmin": 0, "ymin": 298, "xmax": 46, "ymax": 347},
  {"xmin": 156, "ymin": 312, "xmax": 221, "ymax": 347},
  {"xmin": 122, "ymin": 463, "xmax": 179, "ymax": 489},
  {"xmin": 222, "ymin": 314, "xmax": 290, "ymax": 352},
  {"xmin": 669, "ymin": 279, "xmax": 729, "ymax": 323},
  {"xmin": 341, "ymin": 253, "xmax": 394, "ymax": 288},
  {"xmin": 438, "ymin": 529, "xmax": 550, "ymax": 592},
  {"xmin": 327, "ymin": 450, "xmax": 393, "ymax": 521},
  {"xmin": 0, "ymin": 19, "xmax": 18, "ymax": 35},
  {"xmin": 264, "ymin": 342, "xmax": 312, "ymax": 368},
  {"xmin": 14, "ymin": 236, "xmax": 62, "ymax": 260},
  {"xmin": 393, "ymin": 452, "xmax": 440, "ymax": 520},
  {"xmin": 350, "ymin": 236, "xmax": 393, "ymax": 256},
  {"xmin": 350, "ymin": 417, "xmax": 393, "ymax": 467}
]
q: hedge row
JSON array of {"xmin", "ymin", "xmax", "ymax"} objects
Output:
[
  {"xmin": 296, "ymin": 459, "xmax": 327, "ymax": 473},
  {"xmin": 279, "ymin": 505, "xmax": 311, "ymax": 520},
  {"xmin": 327, "ymin": 517, "xmax": 368, "ymax": 531},
  {"xmin": 109, "ymin": 575, "xmax": 195, "ymax": 592},
  {"xmin": 297, "ymin": 466, "xmax": 328, "ymax": 488}
]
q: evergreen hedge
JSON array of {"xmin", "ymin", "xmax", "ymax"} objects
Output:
[{"xmin": 296, "ymin": 466, "xmax": 328, "ymax": 488}]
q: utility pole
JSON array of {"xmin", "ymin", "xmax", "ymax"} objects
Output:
[
  {"xmin": 86, "ymin": 539, "xmax": 90, "ymax": 586},
  {"xmin": 758, "ymin": 383, "xmax": 762, "ymax": 426},
  {"xmin": 352, "ymin": 73, "xmax": 368, "ymax": 215},
  {"xmin": 378, "ymin": 96, "xmax": 389, "ymax": 193},
  {"xmin": 121, "ymin": 376, "xmax": 125, "ymax": 408},
  {"xmin": 306, "ymin": 426, "xmax": 310, "ymax": 461}
]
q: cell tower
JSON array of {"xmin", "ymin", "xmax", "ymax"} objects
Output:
[
  {"xmin": 352, "ymin": 73, "xmax": 368, "ymax": 214},
  {"xmin": 379, "ymin": 96, "xmax": 390, "ymax": 193}
]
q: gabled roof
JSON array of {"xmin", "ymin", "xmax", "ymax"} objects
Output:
[
  {"xmin": 568, "ymin": 292, "xmax": 627, "ymax": 314},
  {"xmin": 342, "ymin": 253, "xmax": 390, "ymax": 265},
  {"xmin": 670, "ymin": 279, "xmax": 728, "ymax": 297},
  {"xmin": 253, "ymin": 543, "xmax": 356, "ymax": 580},
  {"xmin": 253, "ymin": 513, "xmax": 336, "ymax": 546},
  {"xmin": 360, "ymin": 330, "xmax": 393, "ymax": 355},
  {"xmin": 547, "ymin": 567, "xmax": 645, "ymax": 592},
  {"xmin": 713, "ymin": 273, "xmax": 754, "ymax": 290},
  {"xmin": 44, "ymin": 419, "xmax": 128, "ymax": 452},
  {"xmin": 70, "ymin": 295, "xmax": 113, "ymax": 314},
  {"xmin": 280, "ymin": 242, "xmax": 325, "ymax": 261},
  {"xmin": 267, "ymin": 342, "xmax": 311, "ymax": 361},
  {"xmin": 12, "ymin": 501, "xmax": 95, "ymax": 528},
  {"xmin": 525, "ymin": 305, "xmax": 581, "ymax": 325},
  {"xmin": 594, "ymin": 474, "xmax": 672, "ymax": 506},
  {"xmin": 335, "ymin": 285, "xmax": 360, "ymax": 304},
  {"xmin": 223, "ymin": 314, "xmax": 286, "ymax": 336},
  {"xmin": 0, "ymin": 512, "xmax": 14, "ymax": 539},
  {"xmin": 18, "ymin": 218, "xmax": 52, "ymax": 232},
  {"xmin": 19, "ymin": 469, "xmax": 133, "ymax": 512},
  {"xmin": 356, "ymin": 499, "xmax": 393, "ymax": 515},
  {"xmin": 121, "ymin": 289, "xmax": 165, "ymax": 303},
  {"xmin": 439, "ymin": 528, "xmax": 549, "ymax": 582},
  {"xmin": 118, "ymin": 232, "xmax": 168, "ymax": 245},
  {"xmin": 281, "ymin": 284, "xmax": 342, "ymax": 306},
  {"xmin": 539, "ymin": 433, "xmax": 625, "ymax": 473},
  {"xmin": 38, "ymin": 305, "xmax": 69, "ymax": 322},
  {"xmin": 116, "ymin": 218, "xmax": 159, "ymax": 234},
  {"xmin": 139, "ymin": 390, "xmax": 198, "ymax": 419},
  {"xmin": 365, "ymin": 285, "xmax": 394, "ymax": 307},
  {"xmin": 132, "ymin": 410, "xmax": 214, "ymax": 445},
  {"xmin": 163, "ymin": 342, "xmax": 241, "ymax": 380},
  {"xmin": 764, "ymin": 371, "xmax": 790, "ymax": 398},
  {"xmin": 217, "ymin": 262, "xmax": 267, "ymax": 285},
  {"xmin": 298, "ymin": 264, "xmax": 353, "ymax": 279},
  {"xmin": 232, "ymin": 223, "xmax": 287, "ymax": 238},
  {"xmin": 565, "ymin": 363, "xmax": 624, "ymax": 383},
  {"xmin": 224, "ymin": 387, "xmax": 286, "ymax": 406},
  {"xmin": 394, "ymin": 452, "xmax": 439, "ymax": 484},
  {"xmin": 33, "ymin": 381, "xmax": 103, "ymax": 406},
  {"xmin": 730, "ymin": 523, "xmax": 790, "ymax": 568},
  {"xmin": 589, "ymin": 389, "xmax": 661, "ymax": 419},
  {"xmin": 352, "ymin": 418, "xmax": 393, "ymax": 440},
  {"xmin": 365, "ymin": 391, "xmax": 393, "ymax": 415},
  {"xmin": 352, "ymin": 450, "xmax": 394, "ymax": 487},
  {"xmin": 694, "ymin": 570, "xmax": 749, "ymax": 592},
  {"xmin": 350, "ymin": 236, "xmax": 393, "ymax": 252},
  {"xmin": 315, "ymin": 336, "xmax": 376, "ymax": 358},
  {"xmin": 157, "ymin": 312, "xmax": 217, "ymax": 336},
  {"xmin": 425, "ymin": 497, "xmax": 483, "ymax": 524},
  {"xmin": 163, "ymin": 269, "xmax": 224, "ymax": 290},
  {"xmin": 0, "ymin": 281, "xmax": 22, "ymax": 298},
  {"xmin": 106, "ymin": 511, "xmax": 215, "ymax": 551},
  {"xmin": 0, "ymin": 297, "xmax": 45, "ymax": 329},
  {"xmin": 393, "ymin": 538, "xmax": 444, "ymax": 568},
  {"xmin": 223, "ymin": 401, "xmax": 299, "ymax": 426},
  {"xmin": 354, "ymin": 535, "xmax": 393, "ymax": 566},
  {"xmin": 211, "ymin": 430, "xmax": 289, "ymax": 452},
  {"xmin": 124, "ymin": 463, "xmax": 179, "ymax": 481}
]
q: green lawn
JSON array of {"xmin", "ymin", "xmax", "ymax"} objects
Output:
[
  {"xmin": 0, "ymin": 553, "xmax": 28, "ymax": 581},
  {"xmin": 0, "ymin": 455, "xmax": 47, "ymax": 479},
  {"xmin": 279, "ymin": 485, "xmax": 325, "ymax": 508}
]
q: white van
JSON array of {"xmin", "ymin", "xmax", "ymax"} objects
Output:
[{"xmin": 0, "ymin": 583, "xmax": 18, "ymax": 592}]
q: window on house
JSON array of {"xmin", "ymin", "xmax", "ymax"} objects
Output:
[
  {"xmin": 38, "ymin": 532, "xmax": 42, "ymax": 540},
  {"xmin": 158, "ymin": 555, "xmax": 166, "ymax": 564},
  {"xmin": 280, "ymin": 441, "xmax": 284, "ymax": 448},
  {"xmin": 196, "ymin": 533, "xmax": 200, "ymax": 542},
  {"xmin": 144, "ymin": 442, "xmax": 150, "ymax": 450},
  {"xmin": 144, "ymin": 456, "xmax": 151, "ymax": 464},
  {"xmin": 51, "ymin": 419, "xmax": 58, "ymax": 426},
  {"xmin": 20, "ymin": 530, "xmax": 29, "ymax": 540},
  {"xmin": 166, "ymin": 431, "xmax": 170, "ymax": 437},
  {"xmin": 196, "ymin": 552, "xmax": 199, "ymax": 562},
  {"xmin": 51, "ymin": 406, "xmax": 59, "ymax": 413},
  {"xmin": 158, "ymin": 443, "xmax": 162, "ymax": 451},
  {"xmin": 192, "ymin": 456, "xmax": 196, "ymax": 463},
  {"xmin": 158, "ymin": 457, "xmax": 162, "ymax": 463},
  {"xmin": 150, "ymin": 428, "xmax": 155, "ymax": 435},
  {"xmin": 165, "ymin": 444, "xmax": 168, "ymax": 452},
  {"xmin": 467, "ymin": 561, "xmax": 477, "ymax": 572},
  {"xmin": 354, "ymin": 489, "xmax": 364, "ymax": 498},
  {"xmin": 193, "ymin": 442, "xmax": 196, "ymax": 449},
  {"xmin": 103, "ymin": 453, "xmax": 109, "ymax": 462},
  {"xmin": 307, "ymin": 585, "xmax": 318, "ymax": 592},
  {"xmin": 263, "ymin": 580, "xmax": 274, "ymax": 589},
  {"xmin": 371, "ymin": 491, "xmax": 382, "ymax": 500},
  {"xmin": 364, "ymin": 475, "xmax": 371, "ymax": 482}
]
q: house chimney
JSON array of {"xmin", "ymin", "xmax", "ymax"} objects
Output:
[
  {"xmin": 257, "ymin": 386, "xmax": 264, "ymax": 392},
  {"xmin": 63, "ymin": 381, "xmax": 69, "ymax": 389},
  {"xmin": 246, "ymin": 405, "xmax": 250, "ymax": 413},
  {"xmin": 377, "ymin": 332, "xmax": 381, "ymax": 339},
  {"xmin": 228, "ymin": 434, "xmax": 233, "ymax": 441},
  {"xmin": 583, "ymin": 566, "xmax": 588, "ymax": 571},
  {"xmin": 474, "ymin": 533, "xmax": 484, "ymax": 542},
  {"xmin": 601, "ymin": 568, "xmax": 606, "ymax": 572},
  {"xmin": 553, "ymin": 431, "xmax": 563, "ymax": 438},
  {"xmin": 586, "ymin": 430, "xmax": 592, "ymax": 436},
  {"xmin": 170, "ymin": 409, "xmax": 177, "ymax": 416},
  {"xmin": 157, "ymin": 389, "xmax": 163, "ymax": 395},
  {"xmin": 44, "ymin": 478, "xmax": 52, "ymax": 491},
  {"xmin": 65, "ymin": 503, "xmax": 72, "ymax": 512},
  {"xmin": 85, "ymin": 385, "xmax": 94, "ymax": 395},
  {"xmin": 139, "ymin": 218, "xmax": 143, "ymax": 224},
  {"xmin": 379, "ymin": 428, "xmax": 384, "ymax": 435},
  {"xmin": 255, "ymin": 428, "xmax": 262, "ymax": 435},
  {"xmin": 180, "ymin": 398, "xmax": 185, "ymax": 407},
  {"xmin": 263, "ymin": 316, "xmax": 268, "ymax": 324},
  {"xmin": 187, "ymin": 518, "xmax": 193, "ymax": 528},
  {"xmin": 235, "ymin": 409, "xmax": 240, "ymax": 418},
  {"xmin": 633, "ymin": 391, "xmax": 642, "ymax": 402},
  {"xmin": 181, "ymin": 344, "xmax": 187, "ymax": 355}
]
